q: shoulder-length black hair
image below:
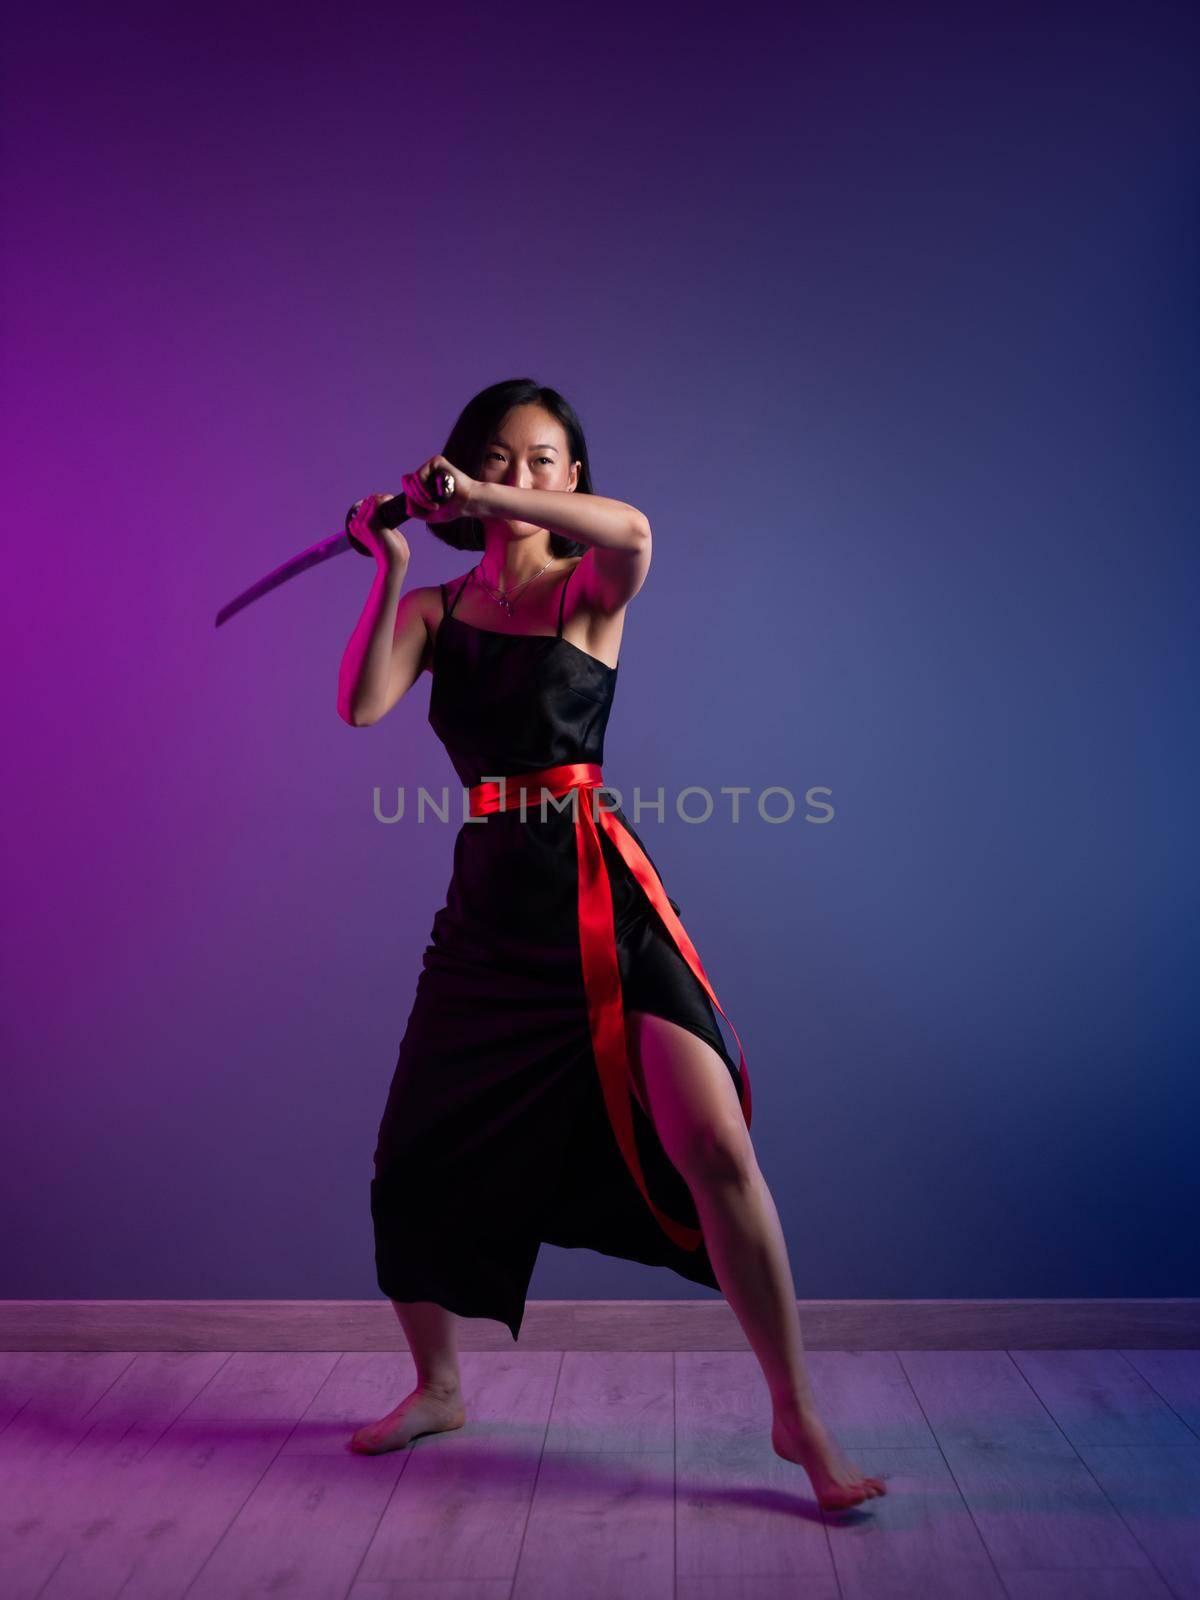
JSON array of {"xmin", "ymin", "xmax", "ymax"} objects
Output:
[{"xmin": 429, "ymin": 377, "xmax": 592, "ymax": 559}]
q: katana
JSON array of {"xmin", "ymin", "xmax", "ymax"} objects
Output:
[{"xmin": 214, "ymin": 471, "xmax": 456, "ymax": 628}]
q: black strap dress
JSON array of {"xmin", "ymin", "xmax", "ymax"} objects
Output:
[{"xmin": 370, "ymin": 558, "xmax": 751, "ymax": 1341}]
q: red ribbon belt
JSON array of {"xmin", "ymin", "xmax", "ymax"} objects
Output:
[{"xmin": 468, "ymin": 760, "xmax": 752, "ymax": 1253}]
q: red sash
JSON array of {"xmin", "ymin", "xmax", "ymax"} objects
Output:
[{"xmin": 468, "ymin": 761, "xmax": 752, "ymax": 1253}]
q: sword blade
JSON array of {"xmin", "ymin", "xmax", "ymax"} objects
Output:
[{"xmin": 214, "ymin": 530, "xmax": 356, "ymax": 627}]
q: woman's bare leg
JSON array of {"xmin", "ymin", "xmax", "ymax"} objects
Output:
[
  {"xmin": 392, "ymin": 1298, "xmax": 464, "ymax": 1392},
  {"xmin": 626, "ymin": 1009, "xmax": 887, "ymax": 1511},
  {"xmin": 348, "ymin": 1299, "xmax": 467, "ymax": 1454}
]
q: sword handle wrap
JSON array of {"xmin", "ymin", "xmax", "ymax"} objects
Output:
[{"xmin": 344, "ymin": 471, "xmax": 457, "ymax": 556}]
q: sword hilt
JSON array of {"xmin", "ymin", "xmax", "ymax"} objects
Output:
[{"xmin": 344, "ymin": 470, "xmax": 457, "ymax": 556}]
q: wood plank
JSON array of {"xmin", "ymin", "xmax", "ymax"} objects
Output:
[
  {"xmin": 512, "ymin": 1449, "xmax": 674, "ymax": 1599},
  {"xmin": 543, "ymin": 1350, "xmax": 673, "ymax": 1453},
  {"xmin": 811, "ymin": 1353, "xmax": 1008, "ymax": 1599},
  {"xmin": 824, "ymin": 1447, "xmax": 1010, "ymax": 1600},
  {"xmin": 779, "ymin": 1351, "xmax": 1006, "ymax": 1599},
  {"xmin": 674, "ymin": 1351, "xmax": 839, "ymax": 1589},
  {"xmin": 1001, "ymin": 1569, "xmax": 1175, "ymax": 1596},
  {"xmin": 0, "ymin": 1351, "xmax": 125, "ymax": 1433},
  {"xmin": 40, "ymin": 1351, "xmax": 338, "ymax": 1600},
  {"xmin": 1121, "ymin": 1348, "xmax": 1200, "ymax": 1436},
  {"xmin": 0, "ymin": 1351, "xmax": 141, "ymax": 1600},
  {"xmin": 1073, "ymin": 1443, "xmax": 1200, "ymax": 1599},
  {"xmin": 1011, "ymin": 1349, "xmax": 1198, "ymax": 1447},
  {"xmin": 676, "ymin": 1583, "xmax": 845, "ymax": 1600},
  {"xmin": 31, "ymin": 1352, "xmax": 233, "ymax": 1600},
  {"xmin": 184, "ymin": 1451, "xmax": 403, "ymax": 1599},
  {"xmin": 0, "ymin": 1342, "xmax": 1195, "ymax": 1599},
  {"xmin": 901, "ymin": 1350, "xmax": 1158, "ymax": 1574},
  {"xmin": 354, "ymin": 1351, "xmax": 561, "ymax": 1585},
  {"xmin": 349, "ymin": 1585, "xmax": 511, "ymax": 1598},
  {"xmin": 786, "ymin": 1347, "xmax": 937, "ymax": 1448},
  {"xmin": 279, "ymin": 1350, "xmax": 430, "ymax": 1457}
]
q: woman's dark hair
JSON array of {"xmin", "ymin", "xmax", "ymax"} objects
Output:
[{"xmin": 428, "ymin": 377, "xmax": 592, "ymax": 558}]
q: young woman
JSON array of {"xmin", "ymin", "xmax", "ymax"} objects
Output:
[{"xmin": 339, "ymin": 377, "xmax": 886, "ymax": 1511}]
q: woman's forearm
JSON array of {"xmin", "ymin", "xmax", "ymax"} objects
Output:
[
  {"xmin": 337, "ymin": 559, "xmax": 407, "ymax": 726},
  {"xmin": 468, "ymin": 483, "xmax": 648, "ymax": 551}
]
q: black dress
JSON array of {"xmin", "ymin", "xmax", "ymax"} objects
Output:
[{"xmin": 370, "ymin": 558, "xmax": 752, "ymax": 1341}]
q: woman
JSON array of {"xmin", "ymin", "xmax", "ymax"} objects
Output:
[{"xmin": 339, "ymin": 377, "xmax": 885, "ymax": 1511}]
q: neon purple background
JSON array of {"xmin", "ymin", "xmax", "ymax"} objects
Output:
[{"xmin": 3, "ymin": 6, "xmax": 1197, "ymax": 1307}]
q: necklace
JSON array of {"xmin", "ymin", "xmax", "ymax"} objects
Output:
[{"xmin": 473, "ymin": 556, "xmax": 558, "ymax": 618}]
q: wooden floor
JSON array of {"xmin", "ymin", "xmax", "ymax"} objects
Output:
[{"xmin": 2, "ymin": 1346, "xmax": 1198, "ymax": 1599}]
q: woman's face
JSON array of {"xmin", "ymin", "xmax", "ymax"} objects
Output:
[{"xmin": 477, "ymin": 404, "xmax": 579, "ymax": 534}]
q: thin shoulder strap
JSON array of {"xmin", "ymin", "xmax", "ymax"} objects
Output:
[
  {"xmin": 556, "ymin": 562, "xmax": 575, "ymax": 638},
  {"xmin": 444, "ymin": 568, "xmax": 473, "ymax": 619}
]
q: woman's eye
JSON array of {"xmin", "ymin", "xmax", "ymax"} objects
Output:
[{"xmin": 484, "ymin": 453, "xmax": 554, "ymax": 466}]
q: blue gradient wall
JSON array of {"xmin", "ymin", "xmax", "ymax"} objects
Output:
[{"xmin": 2, "ymin": 4, "xmax": 1196, "ymax": 1304}]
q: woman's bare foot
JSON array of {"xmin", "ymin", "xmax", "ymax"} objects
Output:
[
  {"xmin": 771, "ymin": 1405, "xmax": 888, "ymax": 1511},
  {"xmin": 349, "ymin": 1382, "xmax": 467, "ymax": 1454}
]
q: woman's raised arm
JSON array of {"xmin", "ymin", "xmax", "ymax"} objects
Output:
[{"xmin": 336, "ymin": 494, "xmax": 429, "ymax": 727}]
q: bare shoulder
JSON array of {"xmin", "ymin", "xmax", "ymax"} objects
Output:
[
  {"xmin": 392, "ymin": 580, "xmax": 455, "ymax": 679},
  {"xmin": 396, "ymin": 581, "xmax": 440, "ymax": 629},
  {"xmin": 406, "ymin": 572, "xmax": 469, "ymax": 620}
]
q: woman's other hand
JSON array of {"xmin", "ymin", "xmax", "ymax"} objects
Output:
[{"xmin": 347, "ymin": 494, "xmax": 411, "ymax": 571}]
